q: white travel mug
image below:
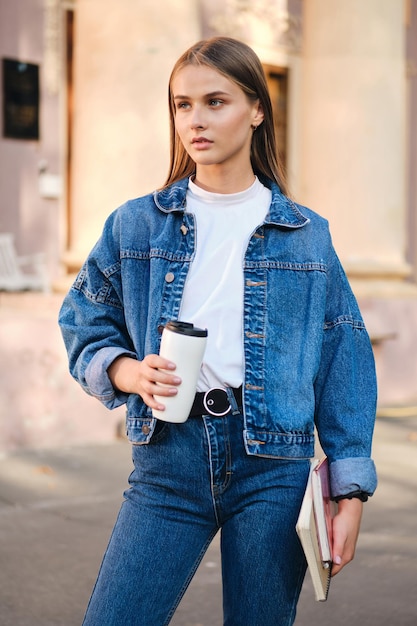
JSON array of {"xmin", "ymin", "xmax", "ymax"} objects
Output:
[{"xmin": 152, "ymin": 321, "xmax": 208, "ymax": 423}]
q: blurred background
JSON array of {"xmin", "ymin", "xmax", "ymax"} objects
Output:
[{"xmin": 1, "ymin": 0, "xmax": 416, "ymax": 453}]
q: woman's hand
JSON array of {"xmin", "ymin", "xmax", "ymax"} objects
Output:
[
  {"xmin": 107, "ymin": 354, "xmax": 181, "ymax": 411},
  {"xmin": 331, "ymin": 497, "xmax": 363, "ymax": 576}
]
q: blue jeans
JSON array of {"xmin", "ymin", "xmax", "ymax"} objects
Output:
[{"xmin": 82, "ymin": 404, "xmax": 310, "ymax": 625}]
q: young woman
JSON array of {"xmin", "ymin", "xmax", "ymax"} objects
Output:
[{"xmin": 59, "ymin": 37, "xmax": 377, "ymax": 626}]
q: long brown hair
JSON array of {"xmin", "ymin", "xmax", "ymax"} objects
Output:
[{"xmin": 163, "ymin": 36, "xmax": 289, "ymax": 196}]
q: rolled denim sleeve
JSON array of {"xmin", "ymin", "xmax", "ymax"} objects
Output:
[
  {"xmin": 314, "ymin": 245, "xmax": 378, "ymax": 498},
  {"xmin": 330, "ymin": 457, "xmax": 378, "ymax": 497},
  {"xmin": 85, "ymin": 346, "xmax": 137, "ymax": 409}
]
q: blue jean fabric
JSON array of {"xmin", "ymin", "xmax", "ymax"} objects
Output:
[{"xmin": 83, "ymin": 409, "xmax": 310, "ymax": 625}]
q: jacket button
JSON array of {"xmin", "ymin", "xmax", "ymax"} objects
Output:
[
  {"xmin": 142, "ymin": 424, "xmax": 150, "ymax": 435},
  {"xmin": 165, "ymin": 272, "xmax": 175, "ymax": 283}
]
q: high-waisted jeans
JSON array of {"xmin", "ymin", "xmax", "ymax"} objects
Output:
[{"xmin": 82, "ymin": 399, "xmax": 310, "ymax": 626}]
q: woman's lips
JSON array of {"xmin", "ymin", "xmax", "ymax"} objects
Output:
[{"xmin": 191, "ymin": 137, "xmax": 213, "ymax": 149}]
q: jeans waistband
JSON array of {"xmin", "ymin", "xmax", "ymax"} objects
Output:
[{"xmin": 188, "ymin": 386, "xmax": 243, "ymax": 418}]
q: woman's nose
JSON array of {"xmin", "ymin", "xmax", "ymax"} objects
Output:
[{"xmin": 190, "ymin": 108, "xmax": 206, "ymax": 130}]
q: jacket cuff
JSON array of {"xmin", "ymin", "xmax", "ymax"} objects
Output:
[
  {"xmin": 329, "ymin": 457, "xmax": 378, "ymax": 498},
  {"xmin": 85, "ymin": 347, "xmax": 137, "ymax": 409}
]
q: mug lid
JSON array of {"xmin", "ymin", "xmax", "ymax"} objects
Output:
[{"xmin": 164, "ymin": 320, "xmax": 208, "ymax": 337}]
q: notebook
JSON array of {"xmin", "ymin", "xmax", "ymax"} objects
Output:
[{"xmin": 296, "ymin": 457, "xmax": 337, "ymax": 601}]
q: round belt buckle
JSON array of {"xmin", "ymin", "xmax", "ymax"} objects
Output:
[{"xmin": 203, "ymin": 388, "xmax": 231, "ymax": 417}]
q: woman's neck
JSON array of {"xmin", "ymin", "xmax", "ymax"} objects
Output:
[{"xmin": 193, "ymin": 166, "xmax": 256, "ymax": 194}]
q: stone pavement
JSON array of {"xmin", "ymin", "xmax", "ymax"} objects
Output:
[{"xmin": 0, "ymin": 415, "xmax": 416, "ymax": 626}]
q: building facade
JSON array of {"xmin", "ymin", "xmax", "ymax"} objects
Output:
[{"xmin": 0, "ymin": 0, "xmax": 416, "ymax": 451}]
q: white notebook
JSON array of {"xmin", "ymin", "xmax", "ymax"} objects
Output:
[{"xmin": 296, "ymin": 458, "xmax": 337, "ymax": 601}]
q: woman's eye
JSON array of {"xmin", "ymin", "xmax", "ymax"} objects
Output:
[
  {"xmin": 209, "ymin": 99, "xmax": 223, "ymax": 107},
  {"xmin": 176, "ymin": 101, "xmax": 190, "ymax": 110}
]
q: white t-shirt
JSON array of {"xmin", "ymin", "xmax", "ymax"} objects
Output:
[{"xmin": 179, "ymin": 177, "xmax": 271, "ymax": 391}]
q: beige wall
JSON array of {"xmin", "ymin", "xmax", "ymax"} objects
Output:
[
  {"xmin": 298, "ymin": 0, "xmax": 409, "ymax": 280},
  {"xmin": 0, "ymin": 293, "xmax": 124, "ymax": 453},
  {"xmin": 406, "ymin": 0, "xmax": 417, "ymax": 280},
  {"xmin": 67, "ymin": 0, "xmax": 203, "ymax": 267}
]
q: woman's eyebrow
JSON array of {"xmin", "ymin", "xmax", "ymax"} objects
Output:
[{"xmin": 173, "ymin": 90, "xmax": 230, "ymax": 100}]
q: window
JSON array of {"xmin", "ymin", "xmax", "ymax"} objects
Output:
[
  {"xmin": 264, "ymin": 65, "xmax": 288, "ymax": 169},
  {"xmin": 2, "ymin": 58, "xmax": 39, "ymax": 140}
]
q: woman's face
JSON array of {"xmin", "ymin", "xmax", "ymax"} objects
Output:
[{"xmin": 171, "ymin": 64, "xmax": 263, "ymax": 177}]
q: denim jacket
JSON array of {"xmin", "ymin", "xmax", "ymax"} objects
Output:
[{"xmin": 59, "ymin": 177, "xmax": 377, "ymax": 497}]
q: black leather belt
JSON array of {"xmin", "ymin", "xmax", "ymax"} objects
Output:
[{"xmin": 188, "ymin": 386, "xmax": 243, "ymax": 418}]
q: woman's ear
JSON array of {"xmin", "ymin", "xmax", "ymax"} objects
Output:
[{"xmin": 252, "ymin": 101, "xmax": 265, "ymax": 128}]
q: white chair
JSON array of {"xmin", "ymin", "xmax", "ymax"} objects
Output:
[{"xmin": 0, "ymin": 232, "xmax": 48, "ymax": 292}]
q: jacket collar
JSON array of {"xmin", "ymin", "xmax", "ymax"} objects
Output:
[{"xmin": 153, "ymin": 177, "xmax": 310, "ymax": 229}]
